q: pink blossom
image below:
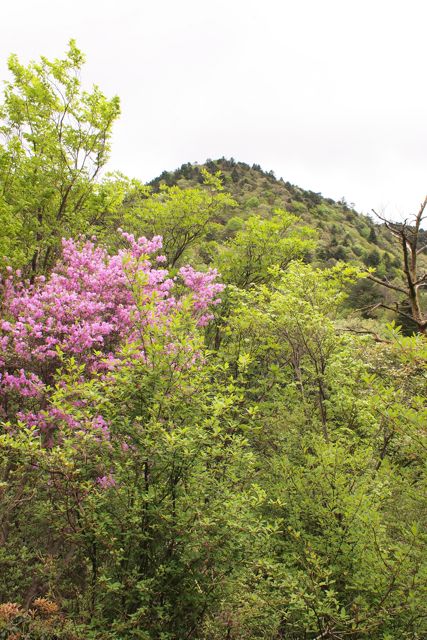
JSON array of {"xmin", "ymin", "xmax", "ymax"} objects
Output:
[
  {"xmin": 0, "ymin": 234, "xmax": 224, "ymax": 431},
  {"xmin": 96, "ymin": 474, "xmax": 116, "ymax": 489},
  {"xmin": 92, "ymin": 415, "xmax": 111, "ymax": 440}
]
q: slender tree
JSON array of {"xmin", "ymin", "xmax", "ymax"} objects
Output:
[{"xmin": 0, "ymin": 40, "xmax": 120, "ymax": 275}]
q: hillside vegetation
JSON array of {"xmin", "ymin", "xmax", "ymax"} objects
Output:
[
  {"xmin": 150, "ymin": 158, "xmax": 399, "ymax": 268},
  {"xmin": 0, "ymin": 42, "xmax": 426, "ymax": 640},
  {"xmin": 147, "ymin": 159, "xmax": 427, "ymax": 330}
]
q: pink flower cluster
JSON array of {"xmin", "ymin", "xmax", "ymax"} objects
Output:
[
  {"xmin": 179, "ymin": 266, "xmax": 224, "ymax": 326},
  {"xmin": 1, "ymin": 369, "xmax": 44, "ymax": 397},
  {"xmin": 0, "ymin": 233, "xmax": 223, "ymax": 424},
  {"xmin": 96, "ymin": 474, "xmax": 116, "ymax": 490}
]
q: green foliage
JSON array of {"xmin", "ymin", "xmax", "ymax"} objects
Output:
[
  {"xmin": 216, "ymin": 210, "xmax": 316, "ymax": 287},
  {"xmin": 209, "ymin": 267, "xmax": 427, "ymax": 639},
  {"xmin": 223, "ymin": 215, "xmax": 244, "ymax": 238},
  {"xmin": 364, "ymin": 248, "xmax": 381, "ymax": 267},
  {"xmin": 123, "ymin": 169, "xmax": 236, "ymax": 267},
  {"xmin": 1, "ymin": 256, "xmax": 426, "ymax": 638},
  {"xmin": 244, "ymin": 196, "xmax": 260, "ymax": 209},
  {"xmin": 0, "ymin": 40, "xmax": 120, "ymax": 274},
  {"xmin": 152, "ymin": 160, "xmax": 410, "ymax": 293}
]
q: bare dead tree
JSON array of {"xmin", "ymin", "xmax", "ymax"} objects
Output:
[{"xmin": 367, "ymin": 196, "xmax": 427, "ymax": 334}]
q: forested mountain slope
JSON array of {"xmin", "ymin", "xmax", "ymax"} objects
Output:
[
  {"xmin": 146, "ymin": 158, "xmax": 427, "ymax": 329},
  {"xmin": 149, "ymin": 158, "xmax": 402, "ymax": 273}
]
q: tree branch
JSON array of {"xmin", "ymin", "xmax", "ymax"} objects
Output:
[{"xmin": 367, "ymin": 274, "xmax": 407, "ymax": 295}]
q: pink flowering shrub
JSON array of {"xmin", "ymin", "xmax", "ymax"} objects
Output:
[{"xmin": 0, "ymin": 233, "xmax": 223, "ymax": 426}]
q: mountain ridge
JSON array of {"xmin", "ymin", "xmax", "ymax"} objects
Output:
[{"xmin": 147, "ymin": 157, "xmax": 401, "ymax": 277}]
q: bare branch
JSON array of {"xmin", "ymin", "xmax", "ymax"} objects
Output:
[
  {"xmin": 414, "ymin": 274, "xmax": 427, "ymax": 287},
  {"xmin": 372, "ymin": 209, "xmax": 406, "ymax": 239},
  {"xmin": 378, "ymin": 302, "xmax": 419, "ymax": 324},
  {"xmin": 341, "ymin": 327, "xmax": 388, "ymax": 343},
  {"xmin": 367, "ymin": 274, "xmax": 408, "ymax": 295},
  {"xmin": 414, "ymin": 195, "xmax": 427, "ymax": 234}
]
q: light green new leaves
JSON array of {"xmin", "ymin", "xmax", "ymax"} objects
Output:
[
  {"xmin": 0, "ymin": 40, "xmax": 120, "ymax": 273},
  {"xmin": 216, "ymin": 209, "xmax": 316, "ymax": 287},
  {"xmin": 123, "ymin": 169, "xmax": 236, "ymax": 268}
]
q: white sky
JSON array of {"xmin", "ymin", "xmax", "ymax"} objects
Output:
[{"xmin": 1, "ymin": 0, "xmax": 427, "ymax": 219}]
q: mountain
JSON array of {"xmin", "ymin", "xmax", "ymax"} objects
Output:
[{"xmin": 148, "ymin": 158, "xmax": 401, "ymax": 278}]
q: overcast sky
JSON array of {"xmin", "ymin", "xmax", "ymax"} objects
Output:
[{"xmin": 1, "ymin": 0, "xmax": 426, "ymax": 219}]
